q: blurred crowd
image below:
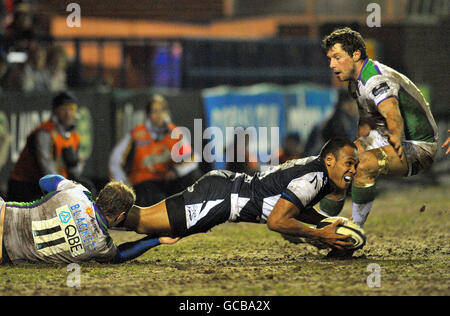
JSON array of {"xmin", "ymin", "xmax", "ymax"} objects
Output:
[
  {"xmin": 0, "ymin": 2, "xmax": 360, "ymax": 205},
  {"xmin": 0, "ymin": 1, "xmax": 69, "ymax": 93},
  {"xmin": 4, "ymin": 92, "xmax": 205, "ymax": 205},
  {"xmin": 1, "ymin": 87, "xmax": 358, "ymax": 204}
]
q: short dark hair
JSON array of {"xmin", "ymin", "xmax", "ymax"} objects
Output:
[
  {"xmin": 52, "ymin": 91, "xmax": 77, "ymax": 111},
  {"xmin": 322, "ymin": 27, "xmax": 368, "ymax": 61},
  {"xmin": 95, "ymin": 181, "xmax": 136, "ymax": 221},
  {"xmin": 319, "ymin": 137, "xmax": 357, "ymax": 160}
]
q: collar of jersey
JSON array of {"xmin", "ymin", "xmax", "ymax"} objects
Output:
[
  {"xmin": 6, "ymin": 191, "xmax": 59, "ymax": 208},
  {"xmin": 93, "ymin": 203, "xmax": 109, "ymax": 234},
  {"xmin": 356, "ymin": 58, "xmax": 370, "ymax": 85},
  {"xmin": 317, "ymin": 157, "xmax": 331, "ymax": 187}
]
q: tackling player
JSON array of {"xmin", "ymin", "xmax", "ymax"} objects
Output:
[
  {"xmin": 122, "ymin": 137, "xmax": 358, "ymax": 251},
  {"xmin": 0, "ymin": 175, "xmax": 176, "ymax": 265},
  {"xmin": 320, "ymin": 27, "xmax": 439, "ymax": 227}
]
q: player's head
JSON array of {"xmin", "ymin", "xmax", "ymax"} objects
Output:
[
  {"xmin": 146, "ymin": 94, "xmax": 170, "ymax": 128},
  {"xmin": 95, "ymin": 181, "xmax": 136, "ymax": 228},
  {"xmin": 52, "ymin": 91, "xmax": 78, "ymax": 130},
  {"xmin": 322, "ymin": 27, "xmax": 368, "ymax": 82},
  {"xmin": 320, "ymin": 137, "xmax": 359, "ymax": 190}
]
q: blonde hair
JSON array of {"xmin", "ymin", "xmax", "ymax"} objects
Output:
[
  {"xmin": 95, "ymin": 181, "xmax": 136, "ymax": 219},
  {"xmin": 146, "ymin": 94, "xmax": 168, "ymax": 114}
]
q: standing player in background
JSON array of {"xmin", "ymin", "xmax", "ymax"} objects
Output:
[
  {"xmin": 109, "ymin": 95, "xmax": 201, "ymax": 206},
  {"xmin": 7, "ymin": 92, "xmax": 92, "ymax": 202},
  {"xmin": 0, "ymin": 175, "xmax": 177, "ymax": 265},
  {"xmin": 319, "ymin": 28, "xmax": 438, "ymax": 228}
]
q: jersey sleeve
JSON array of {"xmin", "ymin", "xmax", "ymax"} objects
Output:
[
  {"xmin": 280, "ymin": 173, "xmax": 322, "ymax": 211},
  {"xmin": 110, "ymin": 236, "xmax": 161, "ymax": 264},
  {"xmin": 366, "ymin": 75, "xmax": 400, "ymax": 106},
  {"xmin": 55, "ymin": 177, "xmax": 89, "ymax": 192},
  {"xmin": 39, "ymin": 174, "xmax": 87, "ymax": 193},
  {"xmin": 93, "ymin": 237, "xmax": 119, "ymax": 263},
  {"xmin": 39, "ymin": 174, "xmax": 65, "ymax": 193}
]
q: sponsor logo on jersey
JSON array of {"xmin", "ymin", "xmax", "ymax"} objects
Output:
[
  {"xmin": 372, "ymin": 82, "xmax": 390, "ymax": 97},
  {"xmin": 58, "ymin": 211, "xmax": 72, "ymax": 224},
  {"xmin": 185, "ymin": 199, "xmax": 224, "ymax": 229},
  {"xmin": 71, "ymin": 204, "xmax": 97, "ymax": 250},
  {"xmin": 85, "ymin": 207, "xmax": 94, "ymax": 217},
  {"xmin": 32, "ymin": 205, "xmax": 86, "ymax": 258},
  {"xmin": 57, "ymin": 205, "xmax": 86, "ymax": 257}
]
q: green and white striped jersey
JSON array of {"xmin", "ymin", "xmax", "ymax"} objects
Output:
[
  {"xmin": 350, "ymin": 58, "xmax": 438, "ymax": 143},
  {"xmin": 3, "ymin": 180, "xmax": 117, "ymax": 264}
]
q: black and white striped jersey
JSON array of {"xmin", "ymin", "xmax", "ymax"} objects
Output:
[{"xmin": 230, "ymin": 156, "xmax": 333, "ymax": 223}]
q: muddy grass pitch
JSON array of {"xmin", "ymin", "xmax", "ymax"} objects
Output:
[{"xmin": 0, "ymin": 184, "xmax": 448, "ymax": 296}]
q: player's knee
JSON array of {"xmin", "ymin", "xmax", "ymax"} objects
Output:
[
  {"xmin": 266, "ymin": 216, "xmax": 276, "ymax": 231},
  {"xmin": 353, "ymin": 140, "xmax": 366, "ymax": 154},
  {"xmin": 356, "ymin": 152, "xmax": 379, "ymax": 178},
  {"xmin": 266, "ymin": 214, "xmax": 280, "ymax": 232}
]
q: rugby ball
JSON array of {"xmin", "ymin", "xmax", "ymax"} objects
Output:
[{"xmin": 316, "ymin": 217, "xmax": 366, "ymax": 250}]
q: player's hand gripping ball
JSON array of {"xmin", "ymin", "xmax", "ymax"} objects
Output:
[{"xmin": 316, "ymin": 217, "xmax": 366, "ymax": 250}]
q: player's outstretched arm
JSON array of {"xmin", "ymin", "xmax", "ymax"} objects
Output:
[
  {"xmin": 377, "ymin": 97, "xmax": 405, "ymax": 160},
  {"xmin": 111, "ymin": 236, "xmax": 179, "ymax": 264},
  {"xmin": 267, "ymin": 198, "xmax": 352, "ymax": 250}
]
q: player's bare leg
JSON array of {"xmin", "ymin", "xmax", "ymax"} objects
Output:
[
  {"xmin": 351, "ymin": 141, "xmax": 408, "ymax": 227},
  {"xmin": 125, "ymin": 199, "xmax": 173, "ymax": 236}
]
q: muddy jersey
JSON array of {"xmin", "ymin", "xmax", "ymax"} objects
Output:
[
  {"xmin": 3, "ymin": 180, "xmax": 117, "ymax": 264},
  {"xmin": 166, "ymin": 156, "xmax": 334, "ymax": 237},
  {"xmin": 236, "ymin": 156, "xmax": 333, "ymax": 223},
  {"xmin": 350, "ymin": 58, "xmax": 438, "ymax": 143}
]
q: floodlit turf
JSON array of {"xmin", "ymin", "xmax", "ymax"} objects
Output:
[{"xmin": 0, "ymin": 184, "xmax": 448, "ymax": 296}]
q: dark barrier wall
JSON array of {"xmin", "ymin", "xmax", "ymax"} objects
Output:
[{"xmin": 0, "ymin": 89, "xmax": 205, "ymax": 196}]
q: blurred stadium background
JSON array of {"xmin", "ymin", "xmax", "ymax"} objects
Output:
[{"xmin": 0, "ymin": 0, "xmax": 449, "ymax": 196}]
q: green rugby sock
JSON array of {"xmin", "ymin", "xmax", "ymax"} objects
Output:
[
  {"xmin": 352, "ymin": 184, "xmax": 377, "ymax": 204},
  {"xmin": 351, "ymin": 184, "xmax": 377, "ymax": 227},
  {"xmin": 319, "ymin": 197, "xmax": 345, "ymax": 217}
]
